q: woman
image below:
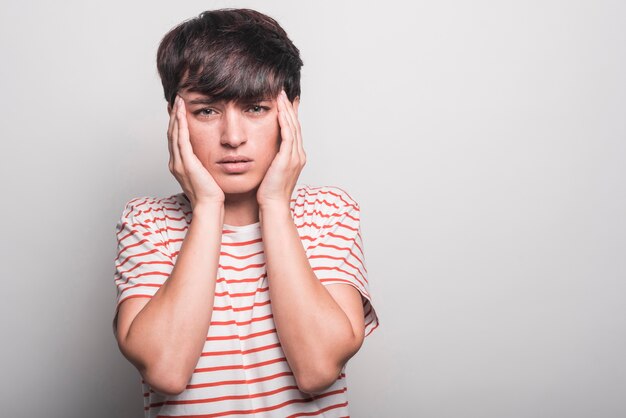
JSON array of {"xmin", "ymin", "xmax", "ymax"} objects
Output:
[{"xmin": 113, "ymin": 8, "xmax": 378, "ymax": 417}]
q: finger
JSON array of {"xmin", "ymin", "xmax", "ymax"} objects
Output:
[
  {"xmin": 278, "ymin": 92, "xmax": 297, "ymax": 160},
  {"xmin": 167, "ymin": 98, "xmax": 177, "ymax": 139},
  {"xmin": 291, "ymin": 96, "xmax": 305, "ymax": 161},
  {"xmin": 285, "ymin": 94, "xmax": 303, "ymax": 162},
  {"xmin": 280, "ymin": 91, "xmax": 297, "ymax": 140},
  {"xmin": 276, "ymin": 91, "xmax": 294, "ymax": 159},
  {"xmin": 283, "ymin": 94, "xmax": 305, "ymax": 160},
  {"xmin": 176, "ymin": 96, "xmax": 193, "ymax": 167},
  {"xmin": 281, "ymin": 91, "xmax": 297, "ymax": 129},
  {"xmin": 171, "ymin": 97, "xmax": 183, "ymax": 174},
  {"xmin": 167, "ymin": 99, "xmax": 178, "ymax": 170}
]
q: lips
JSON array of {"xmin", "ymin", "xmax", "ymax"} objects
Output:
[
  {"xmin": 217, "ymin": 155, "xmax": 253, "ymax": 174},
  {"xmin": 218, "ymin": 155, "xmax": 252, "ymax": 163}
]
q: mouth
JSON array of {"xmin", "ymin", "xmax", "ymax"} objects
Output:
[
  {"xmin": 217, "ymin": 156, "xmax": 253, "ymax": 174},
  {"xmin": 217, "ymin": 155, "xmax": 252, "ymax": 163}
]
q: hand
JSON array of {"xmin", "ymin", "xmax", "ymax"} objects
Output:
[
  {"xmin": 256, "ymin": 90, "xmax": 306, "ymax": 209},
  {"xmin": 168, "ymin": 95, "xmax": 225, "ymax": 210}
]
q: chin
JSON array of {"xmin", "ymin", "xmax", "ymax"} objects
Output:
[{"xmin": 218, "ymin": 177, "xmax": 261, "ymax": 198}]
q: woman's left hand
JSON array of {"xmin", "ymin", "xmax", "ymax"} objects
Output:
[{"xmin": 256, "ymin": 89, "xmax": 306, "ymax": 209}]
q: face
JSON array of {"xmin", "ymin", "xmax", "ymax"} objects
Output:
[{"xmin": 175, "ymin": 90, "xmax": 281, "ymax": 199}]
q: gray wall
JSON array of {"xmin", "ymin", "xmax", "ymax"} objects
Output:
[{"xmin": 1, "ymin": 0, "xmax": 624, "ymax": 417}]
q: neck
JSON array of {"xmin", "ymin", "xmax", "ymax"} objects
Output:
[{"xmin": 223, "ymin": 189, "xmax": 260, "ymax": 226}]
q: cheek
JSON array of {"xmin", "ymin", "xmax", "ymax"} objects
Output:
[
  {"xmin": 186, "ymin": 120, "xmax": 200, "ymax": 145},
  {"xmin": 187, "ymin": 123, "xmax": 215, "ymax": 152},
  {"xmin": 266, "ymin": 119, "xmax": 281, "ymax": 149},
  {"xmin": 264, "ymin": 127, "xmax": 281, "ymax": 159}
]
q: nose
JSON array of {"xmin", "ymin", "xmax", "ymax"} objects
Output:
[{"xmin": 220, "ymin": 106, "xmax": 247, "ymax": 148}]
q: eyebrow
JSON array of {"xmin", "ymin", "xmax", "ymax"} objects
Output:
[
  {"xmin": 187, "ymin": 96, "xmax": 273, "ymax": 105},
  {"xmin": 188, "ymin": 97, "xmax": 221, "ymax": 105}
]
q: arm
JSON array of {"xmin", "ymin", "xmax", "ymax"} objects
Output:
[
  {"xmin": 259, "ymin": 205, "xmax": 365, "ymax": 394},
  {"xmin": 115, "ymin": 95, "xmax": 225, "ymax": 396},
  {"xmin": 256, "ymin": 90, "xmax": 366, "ymax": 394},
  {"xmin": 116, "ymin": 204, "xmax": 223, "ymax": 396}
]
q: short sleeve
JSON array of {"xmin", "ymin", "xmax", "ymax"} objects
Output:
[
  {"xmin": 112, "ymin": 198, "xmax": 174, "ymax": 330},
  {"xmin": 304, "ymin": 188, "xmax": 379, "ymax": 337}
]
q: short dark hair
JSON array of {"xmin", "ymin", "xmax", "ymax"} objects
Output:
[{"xmin": 156, "ymin": 8, "xmax": 303, "ymax": 107}]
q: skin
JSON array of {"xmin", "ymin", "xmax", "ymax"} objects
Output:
[{"xmin": 115, "ymin": 89, "xmax": 365, "ymax": 396}]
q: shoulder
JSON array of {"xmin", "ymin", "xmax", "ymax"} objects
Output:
[
  {"xmin": 291, "ymin": 185, "xmax": 362, "ymax": 245},
  {"xmin": 290, "ymin": 185, "xmax": 362, "ymax": 236},
  {"xmin": 117, "ymin": 193, "xmax": 191, "ymax": 229},
  {"xmin": 291, "ymin": 184, "xmax": 361, "ymax": 215}
]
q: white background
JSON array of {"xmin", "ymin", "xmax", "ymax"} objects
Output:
[{"xmin": 1, "ymin": 0, "xmax": 625, "ymax": 417}]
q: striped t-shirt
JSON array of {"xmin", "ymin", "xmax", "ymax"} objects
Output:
[{"xmin": 113, "ymin": 184, "xmax": 379, "ymax": 417}]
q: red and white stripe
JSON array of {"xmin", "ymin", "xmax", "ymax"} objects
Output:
[{"xmin": 113, "ymin": 184, "xmax": 379, "ymax": 417}]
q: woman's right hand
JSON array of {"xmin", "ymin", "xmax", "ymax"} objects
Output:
[{"xmin": 168, "ymin": 95, "xmax": 225, "ymax": 210}]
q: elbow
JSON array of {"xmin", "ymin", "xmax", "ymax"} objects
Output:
[
  {"xmin": 294, "ymin": 364, "xmax": 343, "ymax": 395},
  {"xmin": 295, "ymin": 333, "xmax": 365, "ymax": 395},
  {"xmin": 142, "ymin": 366, "xmax": 189, "ymax": 397},
  {"xmin": 117, "ymin": 336, "xmax": 190, "ymax": 397}
]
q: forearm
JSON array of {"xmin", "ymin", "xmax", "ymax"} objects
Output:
[
  {"xmin": 121, "ymin": 203, "xmax": 224, "ymax": 392},
  {"xmin": 260, "ymin": 204, "xmax": 359, "ymax": 392}
]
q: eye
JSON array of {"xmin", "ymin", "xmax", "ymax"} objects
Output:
[
  {"xmin": 247, "ymin": 105, "xmax": 270, "ymax": 115},
  {"xmin": 194, "ymin": 108, "xmax": 217, "ymax": 117}
]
